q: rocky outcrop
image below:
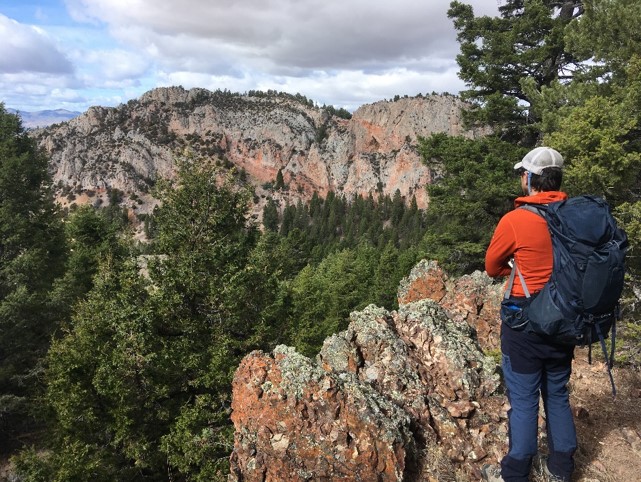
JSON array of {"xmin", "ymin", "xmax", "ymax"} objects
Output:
[
  {"xmin": 32, "ymin": 87, "xmax": 488, "ymax": 215},
  {"xmin": 230, "ymin": 344, "xmax": 416, "ymax": 482},
  {"xmin": 398, "ymin": 260, "xmax": 504, "ymax": 350},
  {"xmin": 229, "ymin": 262, "xmax": 508, "ymax": 481}
]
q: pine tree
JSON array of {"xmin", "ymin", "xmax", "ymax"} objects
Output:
[
  {"xmin": 37, "ymin": 160, "xmax": 265, "ymax": 480},
  {"xmin": 419, "ymin": 133, "xmax": 522, "ymax": 274},
  {"xmin": 0, "ymin": 105, "xmax": 66, "ymax": 445},
  {"xmin": 448, "ymin": 0, "xmax": 584, "ymax": 144},
  {"xmin": 262, "ymin": 198, "xmax": 280, "ymax": 232},
  {"xmin": 49, "ymin": 205, "xmax": 128, "ymax": 322},
  {"xmin": 274, "ymin": 168, "xmax": 285, "ymax": 190}
]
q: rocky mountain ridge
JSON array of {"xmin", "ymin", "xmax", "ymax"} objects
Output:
[{"xmin": 31, "ymin": 87, "xmax": 488, "ymax": 219}]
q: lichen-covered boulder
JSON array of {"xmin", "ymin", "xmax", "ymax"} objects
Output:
[
  {"xmin": 229, "ymin": 296, "xmax": 508, "ymax": 480},
  {"xmin": 319, "ymin": 302, "xmax": 503, "ymax": 469},
  {"xmin": 229, "ymin": 345, "xmax": 416, "ymax": 482},
  {"xmin": 397, "ymin": 259, "xmax": 504, "ymax": 350}
]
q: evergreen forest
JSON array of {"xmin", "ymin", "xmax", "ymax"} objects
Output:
[{"xmin": 2, "ymin": 1, "xmax": 641, "ymax": 480}]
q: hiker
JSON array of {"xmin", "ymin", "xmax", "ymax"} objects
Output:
[{"xmin": 483, "ymin": 147, "xmax": 575, "ymax": 482}]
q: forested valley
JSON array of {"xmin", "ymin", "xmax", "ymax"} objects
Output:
[{"xmin": 2, "ymin": 0, "xmax": 641, "ymax": 480}]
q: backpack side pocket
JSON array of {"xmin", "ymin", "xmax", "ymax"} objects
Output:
[{"xmin": 500, "ymin": 298, "xmax": 531, "ymax": 331}]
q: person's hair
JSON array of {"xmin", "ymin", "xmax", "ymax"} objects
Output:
[{"xmin": 529, "ymin": 167, "xmax": 563, "ymax": 192}]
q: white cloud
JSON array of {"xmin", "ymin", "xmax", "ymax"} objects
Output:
[
  {"xmin": 0, "ymin": 14, "xmax": 74, "ymax": 74},
  {"xmin": 81, "ymin": 49, "xmax": 151, "ymax": 83},
  {"xmin": 66, "ymin": 0, "xmax": 497, "ymax": 74},
  {"xmin": 50, "ymin": 88, "xmax": 86, "ymax": 103},
  {"xmin": 0, "ymin": 72, "xmax": 84, "ymax": 111},
  {"xmin": 3, "ymin": 0, "xmax": 498, "ymax": 112}
]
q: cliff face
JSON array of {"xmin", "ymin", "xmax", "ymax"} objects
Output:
[
  {"xmin": 32, "ymin": 87, "xmax": 487, "ymax": 213},
  {"xmin": 229, "ymin": 261, "xmax": 508, "ymax": 481}
]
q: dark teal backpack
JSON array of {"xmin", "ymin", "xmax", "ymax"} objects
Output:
[{"xmin": 505, "ymin": 195, "xmax": 628, "ymax": 395}]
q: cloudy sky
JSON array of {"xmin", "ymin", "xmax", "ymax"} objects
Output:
[{"xmin": 1, "ymin": 0, "xmax": 498, "ymax": 114}]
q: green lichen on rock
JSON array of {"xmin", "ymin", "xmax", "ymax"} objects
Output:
[
  {"xmin": 273, "ymin": 345, "xmax": 324, "ymax": 399},
  {"xmin": 466, "ymin": 269, "xmax": 495, "ymax": 287},
  {"xmin": 317, "ymin": 332, "xmax": 358, "ymax": 373},
  {"xmin": 398, "ymin": 299, "xmax": 500, "ymax": 397}
]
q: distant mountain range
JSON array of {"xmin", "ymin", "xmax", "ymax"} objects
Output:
[{"xmin": 7, "ymin": 108, "xmax": 81, "ymax": 128}]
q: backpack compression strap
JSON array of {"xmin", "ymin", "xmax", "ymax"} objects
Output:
[{"xmin": 595, "ymin": 321, "xmax": 617, "ymax": 398}]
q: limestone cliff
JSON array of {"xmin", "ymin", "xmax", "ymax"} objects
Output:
[
  {"xmin": 228, "ymin": 261, "xmax": 508, "ymax": 481},
  {"xmin": 31, "ymin": 87, "xmax": 488, "ymax": 216}
]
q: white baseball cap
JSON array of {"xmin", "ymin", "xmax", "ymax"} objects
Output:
[{"xmin": 514, "ymin": 147, "xmax": 564, "ymax": 175}]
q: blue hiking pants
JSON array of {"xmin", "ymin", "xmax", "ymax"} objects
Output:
[{"xmin": 500, "ymin": 325, "xmax": 577, "ymax": 482}]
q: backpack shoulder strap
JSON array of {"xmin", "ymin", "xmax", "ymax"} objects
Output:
[
  {"xmin": 505, "ymin": 260, "xmax": 531, "ymax": 299},
  {"xmin": 518, "ymin": 203, "xmax": 547, "ymax": 218},
  {"xmin": 504, "ymin": 204, "xmax": 549, "ymax": 299}
]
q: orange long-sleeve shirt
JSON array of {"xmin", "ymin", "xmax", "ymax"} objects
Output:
[{"xmin": 485, "ymin": 191, "xmax": 568, "ymax": 297}]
